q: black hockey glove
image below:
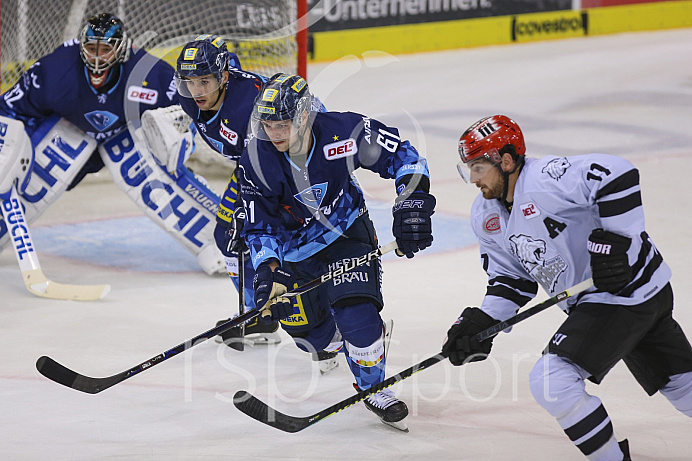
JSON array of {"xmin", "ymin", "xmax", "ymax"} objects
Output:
[
  {"xmin": 213, "ymin": 206, "xmax": 246, "ymax": 257},
  {"xmin": 253, "ymin": 263, "xmax": 294, "ymax": 323},
  {"xmin": 442, "ymin": 307, "xmax": 500, "ymax": 366},
  {"xmin": 588, "ymin": 228, "xmax": 632, "ymax": 294},
  {"xmin": 392, "ymin": 191, "xmax": 436, "ymax": 258}
]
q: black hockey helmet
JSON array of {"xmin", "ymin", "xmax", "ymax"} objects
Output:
[
  {"xmin": 79, "ymin": 13, "xmax": 130, "ymax": 74},
  {"xmin": 250, "ymin": 73, "xmax": 313, "ymax": 141}
]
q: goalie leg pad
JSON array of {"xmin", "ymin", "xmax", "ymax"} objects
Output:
[
  {"xmin": 0, "ymin": 115, "xmax": 33, "ymax": 198},
  {"xmin": 1, "ymin": 116, "xmax": 97, "ymax": 252},
  {"xmin": 99, "ymin": 126, "xmax": 224, "ymax": 275}
]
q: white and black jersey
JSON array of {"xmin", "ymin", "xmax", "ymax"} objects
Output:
[{"xmin": 472, "ymin": 154, "xmax": 671, "ymax": 321}]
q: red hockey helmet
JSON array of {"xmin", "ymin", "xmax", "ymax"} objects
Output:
[{"xmin": 456, "ymin": 115, "xmax": 525, "ymax": 183}]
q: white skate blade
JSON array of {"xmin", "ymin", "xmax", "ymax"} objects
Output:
[
  {"xmin": 215, "ymin": 332, "xmax": 281, "ymax": 346},
  {"xmin": 380, "ymin": 418, "xmax": 409, "ymax": 432}
]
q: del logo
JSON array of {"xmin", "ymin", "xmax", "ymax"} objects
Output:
[
  {"xmin": 127, "ymin": 86, "xmax": 158, "ymax": 105},
  {"xmin": 520, "ymin": 203, "xmax": 540, "ymax": 219},
  {"xmin": 219, "ymin": 122, "xmax": 238, "ymax": 145},
  {"xmin": 483, "ymin": 213, "xmax": 501, "ymax": 234},
  {"xmin": 323, "ymin": 138, "xmax": 357, "ymax": 160}
]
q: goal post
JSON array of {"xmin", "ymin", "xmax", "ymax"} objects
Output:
[{"xmin": 0, "ymin": 0, "xmax": 308, "ymax": 93}]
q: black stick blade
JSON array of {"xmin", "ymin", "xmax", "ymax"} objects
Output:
[
  {"xmin": 36, "ymin": 356, "xmax": 123, "ymax": 394},
  {"xmin": 233, "ymin": 390, "xmax": 312, "ymax": 433}
]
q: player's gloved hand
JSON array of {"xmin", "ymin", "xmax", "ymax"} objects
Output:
[
  {"xmin": 253, "ymin": 263, "xmax": 294, "ymax": 323},
  {"xmin": 588, "ymin": 228, "xmax": 632, "ymax": 294},
  {"xmin": 213, "ymin": 206, "xmax": 246, "ymax": 257},
  {"xmin": 442, "ymin": 307, "xmax": 500, "ymax": 366},
  {"xmin": 392, "ymin": 191, "xmax": 436, "ymax": 258}
]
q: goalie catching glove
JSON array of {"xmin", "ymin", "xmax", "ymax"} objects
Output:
[
  {"xmin": 587, "ymin": 228, "xmax": 632, "ymax": 294},
  {"xmin": 254, "ymin": 263, "xmax": 294, "ymax": 323},
  {"xmin": 442, "ymin": 307, "xmax": 500, "ymax": 366},
  {"xmin": 392, "ymin": 191, "xmax": 436, "ymax": 258}
]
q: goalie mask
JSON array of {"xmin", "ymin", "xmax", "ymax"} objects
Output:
[
  {"xmin": 456, "ymin": 114, "xmax": 525, "ymax": 183},
  {"xmin": 79, "ymin": 13, "xmax": 130, "ymax": 75},
  {"xmin": 175, "ymin": 35, "xmax": 229, "ymax": 99},
  {"xmin": 250, "ymin": 73, "xmax": 313, "ymax": 144}
]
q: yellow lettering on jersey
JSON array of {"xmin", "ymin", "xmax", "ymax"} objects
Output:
[{"xmin": 280, "ymin": 292, "xmax": 308, "ymax": 326}]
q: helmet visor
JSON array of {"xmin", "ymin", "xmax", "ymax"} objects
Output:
[
  {"xmin": 175, "ymin": 74, "xmax": 223, "ymax": 98},
  {"xmin": 251, "ymin": 117, "xmax": 297, "ymax": 142},
  {"xmin": 457, "ymin": 153, "xmax": 498, "ymax": 183}
]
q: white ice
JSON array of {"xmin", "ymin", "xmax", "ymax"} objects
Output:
[{"xmin": 2, "ymin": 28, "xmax": 692, "ymax": 460}]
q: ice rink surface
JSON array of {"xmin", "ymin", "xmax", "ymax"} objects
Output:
[{"xmin": 2, "ymin": 28, "xmax": 692, "ymax": 460}]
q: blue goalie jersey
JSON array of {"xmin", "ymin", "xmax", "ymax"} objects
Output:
[
  {"xmin": 0, "ymin": 39, "xmax": 178, "ymax": 140},
  {"xmin": 239, "ymin": 111, "xmax": 430, "ymax": 269}
]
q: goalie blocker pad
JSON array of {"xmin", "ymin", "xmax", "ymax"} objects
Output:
[
  {"xmin": 99, "ymin": 125, "xmax": 224, "ymax": 275},
  {"xmin": 0, "ymin": 116, "xmax": 97, "ymax": 252}
]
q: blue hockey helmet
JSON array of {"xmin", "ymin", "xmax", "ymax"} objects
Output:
[
  {"xmin": 79, "ymin": 13, "xmax": 130, "ymax": 74},
  {"xmin": 250, "ymin": 73, "xmax": 313, "ymax": 142},
  {"xmin": 175, "ymin": 35, "xmax": 231, "ymax": 98}
]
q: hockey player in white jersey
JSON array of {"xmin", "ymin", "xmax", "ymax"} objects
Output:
[{"xmin": 442, "ymin": 115, "xmax": 692, "ymax": 460}]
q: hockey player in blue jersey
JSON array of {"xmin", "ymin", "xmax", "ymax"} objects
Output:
[
  {"xmin": 0, "ymin": 13, "xmax": 177, "ymax": 185},
  {"xmin": 443, "ymin": 115, "xmax": 692, "ymax": 459},
  {"xmin": 0, "ymin": 13, "xmax": 228, "ymax": 280},
  {"xmin": 174, "ymin": 35, "xmax": 280, "ymax": 348},
  {"xmin": 237, "ymin": 73, "xmax": 436, "ymax": 430}
]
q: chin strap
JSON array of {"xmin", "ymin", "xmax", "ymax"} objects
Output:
[{"xmin": 499, "ymin": 157, "xmax": 524, "ymax": 211}]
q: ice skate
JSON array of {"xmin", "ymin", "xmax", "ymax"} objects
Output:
[
  {"xmin": 359, "ymin": 386, "xmax": 409, "ymax": 432},
  {"xmin": 312, "ymin": 349, "xmax": 340, "ymax": 375},
  {"xmin": 215, "ymin": 317, "xmax": 281, "ymax": 351}
]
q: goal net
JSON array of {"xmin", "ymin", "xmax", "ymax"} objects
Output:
[{"xmin": 0, "ymin": 0, "xmax": 307, "ymax": 176}]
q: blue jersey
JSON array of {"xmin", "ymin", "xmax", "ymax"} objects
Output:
[
  {"xmin": 179, "ymin": 67, "xmax": 266, "ymax": 228},
  {"xmin": 179, "ymin": 67, "xmax": 265, "ymax": 162},
  {"xmin": 0, "ymin": 39, "xmax": 178, "ymax": 141},
  {"xmin": 239, "ymin": 111, "xmax": 430, "ymax": 268}
]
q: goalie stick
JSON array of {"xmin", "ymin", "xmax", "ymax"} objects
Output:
[
  {"xmin": 1, "ymin": 185, "xmax": 110, "ymax": 301},
  {"xmin": 36, "ymin": 241, "xmax": 399, "ymax": 393},
  {"xmin": 233, "ymin": 278, "xmax": 594, "ymax": 433}
]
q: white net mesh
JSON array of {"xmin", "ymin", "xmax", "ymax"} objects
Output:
[
  {"xmin": 0, "ymin": 0, "xmax": 301, "ymax": 177},
  {"xmin": 1, "ymin": 0, "xmax": 299, "ymax": 92}
]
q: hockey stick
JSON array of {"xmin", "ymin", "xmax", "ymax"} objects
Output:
[
  {"xmin": 36, "ymin": 241, "xmax": 399, "ymax": 393},
  {"xmin": 233, "ymin": 241, "xmax": 246, "ymax": 351},
  {"xmin": 1, "ymin": 184, "xmax": 110, "ymax": 301},
  {"xmin": 233, "ymin": 278, "xmax": 594, "ymax": 433}
]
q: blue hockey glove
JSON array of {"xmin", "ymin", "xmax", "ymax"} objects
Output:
[
  {"xmin": 392, "ymin": 191, "xmax": 436, "ymax": 258},
  {"xmin": 442, "ymin": 307, "xmax": 499, "ymax": 366},
  {"xmin": 213, "ymin": 206, "xmax": 246, "ymax": 257},
  {"xmin": 253, "ymin": 263, "xmax": 294, "ymax": 323},
  {"xmin": 588, "ymin": 228, "xmax": 632, "ymax": 294}
]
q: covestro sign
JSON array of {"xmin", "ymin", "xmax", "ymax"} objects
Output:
[{"xmin": 511, "ymin": 11, "xmax": 588, "ymax": 42}]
